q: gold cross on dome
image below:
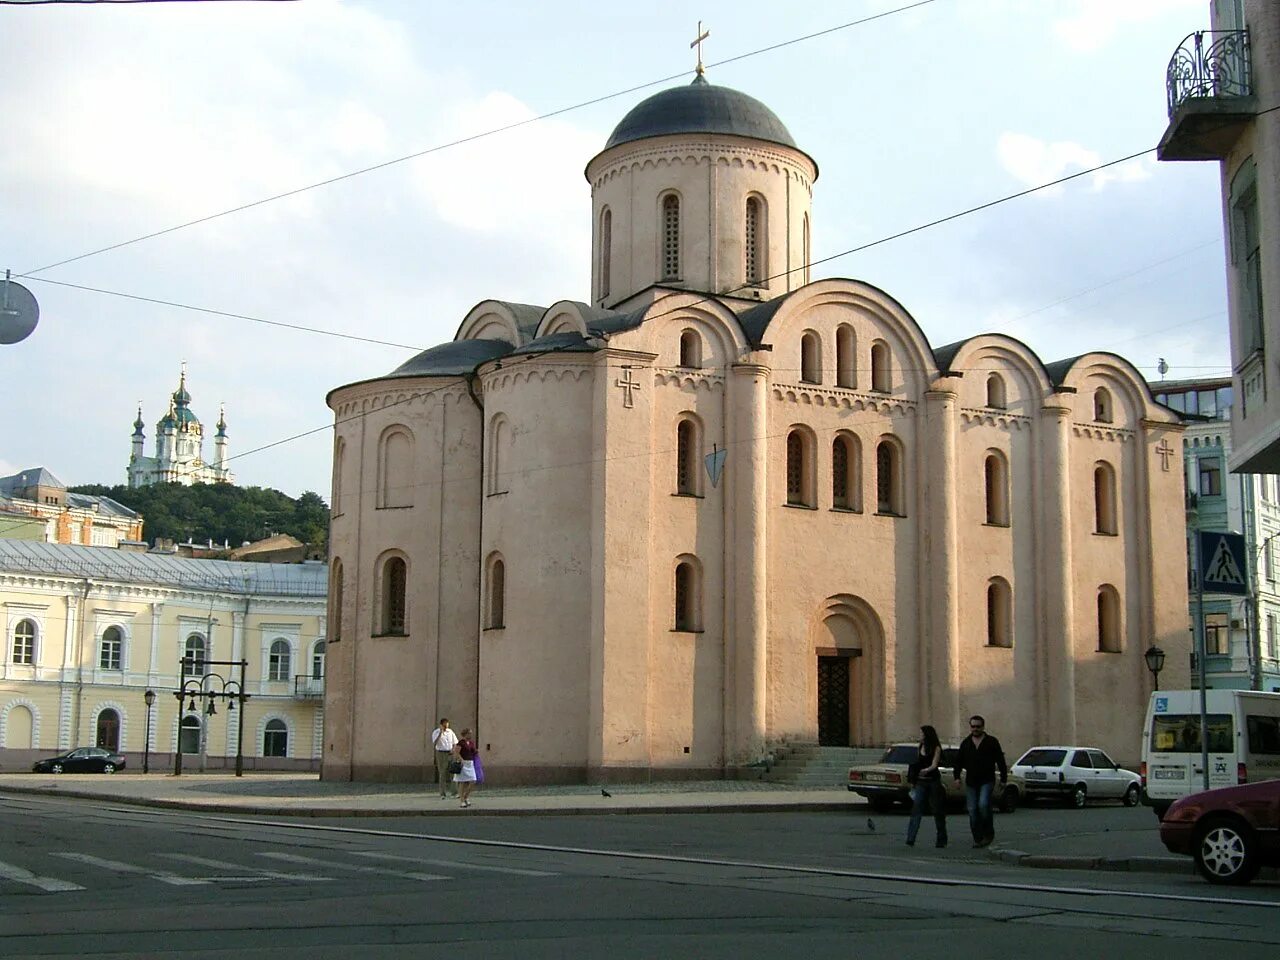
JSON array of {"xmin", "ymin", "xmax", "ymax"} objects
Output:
[{"xmin": 691, "ymin": 21, "xmax": 710, "ymax": 75}]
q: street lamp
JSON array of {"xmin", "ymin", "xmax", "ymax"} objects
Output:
[
  {"xmin": 142, "ymin": 689, "xmax": 155, "ymax": 774},
  {"xmin": 1144, "ymin": 644, "xmax": 1166, "ymax": 691}
]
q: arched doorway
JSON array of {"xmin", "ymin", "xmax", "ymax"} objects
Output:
[
  {"xmin": 812, "ymin": 595, "xmax": 886, "ymax": 747},
  {"xmin": 96, "ymin": 709, "xmax": 120, "ymax": 751}
]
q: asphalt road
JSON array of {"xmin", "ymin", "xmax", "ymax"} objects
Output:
[{"xmin": 0, "ymin": 794, "xmax": 1277, "ymax": 959}]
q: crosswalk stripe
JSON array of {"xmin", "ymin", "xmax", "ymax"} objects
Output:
[
  {"xmin": 0, "ymin": 859, "xmax": 84, "ymax": 892},
  {"xmin": 351, "ymin": 851, "xmax": 556, "ymax": 877},
  {"xmin": 52, "ymin": 853, "xmax": 209, "ymax": 886},
  {"xmin": 258, "ymin": 851, "xmax": 446, "ymax": 882},
  {"xmin": 158, "ymin": 853, "xmax": 332, "ymax": 882}
]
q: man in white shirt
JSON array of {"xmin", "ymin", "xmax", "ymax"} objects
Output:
[{"xmin": 431, "ymin": 718, "xmax": 459, "ymax": 798}]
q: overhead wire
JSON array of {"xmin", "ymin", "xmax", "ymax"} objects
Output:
[
  {"xmin": 13, "ymin": 0, "xmax": 941, "ymax": 279},
  {"xmin": 32, "ymin": 132, "xmax": 1237, "ymax": 492}
]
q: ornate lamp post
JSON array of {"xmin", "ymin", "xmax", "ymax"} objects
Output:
[
  {"xmin": 142, "ymin": 689, "xmax": 155, "ymax": 773},
  {"xmin": 172, "ymin": 659, "xmax": 250, "ymax": 776},
  {"xmin": 1144, "ymin": 644, "xmax": 1166, "ymax": 691}
]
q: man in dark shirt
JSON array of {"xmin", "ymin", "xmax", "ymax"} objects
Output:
[{"xmin": 953, "ymin": 714, "xmax": 1007, "ymax": 848}]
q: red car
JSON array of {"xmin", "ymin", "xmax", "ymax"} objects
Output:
[{"xmin": 1158, "ymin": 778, "xmax": 1280, "ymax": 884}]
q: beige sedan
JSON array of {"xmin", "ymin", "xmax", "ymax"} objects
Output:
[{"xmin": 848, "ymin": 743, "xmax": 1024, "ymax": 814}]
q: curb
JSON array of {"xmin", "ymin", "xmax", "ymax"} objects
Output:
[
  {"xmin": 0, "ymin": 784, "xmax": 853, "ymax": 818},
  {"xmin": 989, "ymin": 847, "xmax": 1191, "ymax": 874}
]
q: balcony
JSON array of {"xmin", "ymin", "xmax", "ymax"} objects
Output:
[
  {"xmin": 1159, "ymin": 30, "xmax": 1256, "ymax": 161},
  {"xmin": 293, "ymin": 675, "xmax": 324, "ymax": 700}
]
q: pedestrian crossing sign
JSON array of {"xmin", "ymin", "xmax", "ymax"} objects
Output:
[{"xmin": 1198, "ymin": 531, "xmax": 1248, "ymax": 596}]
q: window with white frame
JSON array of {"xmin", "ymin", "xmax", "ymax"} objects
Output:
[
  {"xmin": 311, "ymin": 640, "xmax": 326, "ymax": 679},
  {"xmin": 183, "ymin": 634, "xmax": 206, "ymax": 677},
  {"xmin": 263, "ymin": 718, "xmax": 288, "ymax": 758},
  {"xmin": 12, "ymin": 619, "xmax": 35, "ymax": 665},
  {"xmin": 268, "ymin": 639, "xmax": 291, "ymax": 682},
  {"xmin": 99, "ymin": 626, "xmax": 123, "ymax": 671}
]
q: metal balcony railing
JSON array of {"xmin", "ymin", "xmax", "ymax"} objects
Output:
[
  {"xmin": 1167, "ymin": 30, "xmax": 1252, "ymax": 119},
  {"xmin": 293, "ymin": 675, "xmax": 324, "ymax": 699}
]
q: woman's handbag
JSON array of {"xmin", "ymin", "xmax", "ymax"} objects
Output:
[{"xmin": 447, "ymin": 758, "xmax": 463, "ymax": 775}]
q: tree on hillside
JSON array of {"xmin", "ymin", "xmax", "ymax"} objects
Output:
[{"xmin": 69, "ymin": 483, "xmax": 330, "ymax": 551}]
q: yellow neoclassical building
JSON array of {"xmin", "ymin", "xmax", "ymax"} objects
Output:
[
  {"xmin": 325, "ymin": 76, "xmax": 1191, "ymax": 784},
  {"xmin": 0, "ymin": 540, "xmax": 327, "ymax": 772}
]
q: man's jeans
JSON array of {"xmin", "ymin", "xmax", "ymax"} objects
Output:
[{"xmin": 964, "ymin": 781, "xmax": 994, "ymax": 841}]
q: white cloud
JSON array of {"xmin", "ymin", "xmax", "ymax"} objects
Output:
[
  {"xmin": 1053, "ymin": 0, "xmax": 1204, "ymax": 53},
  {"xmin": 409, "ymin": 91, "xmax": 600, "ymax": 245},
  {"xmin": 996, "ymin": 133, "xmax": 1151, "ymax": 195}
]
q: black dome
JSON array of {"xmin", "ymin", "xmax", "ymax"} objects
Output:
[{"xmin": 602, "ymin": 76, "xmax": 806, "ymax": 158}]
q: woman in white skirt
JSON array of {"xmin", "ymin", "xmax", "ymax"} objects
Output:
[{"xmin": 452, "ymin": 728, "xmax": 479, "ymax": 807}]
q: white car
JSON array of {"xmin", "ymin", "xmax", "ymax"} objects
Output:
[{"xmin": 1011, "ymin": 746, "xmax": 1141, "ymax": 808}]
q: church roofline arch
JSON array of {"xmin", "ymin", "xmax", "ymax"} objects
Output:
[
  {"xmin": 535, "ymin": 301, "xmax": 619, "ymax": 340},
  {"xmin": 627, "ymin": 290, "xmax": 750, "ymax": 358},
  {"xmin": 454, "ymin": 299, "xmax": 547, "ymax": 347},
  {"xmin": 932, "ymin": 333, "xmax": 1056, "ymax": 397},
  {"xmin": 742, "ymin": 278, "xmax": 937, "ymax": 390},
  {"xmin": 1047, "ymin": 351, "xmax": 1180, "ymax": 424}
]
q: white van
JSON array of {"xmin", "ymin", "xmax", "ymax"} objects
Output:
[{"xmin": 1141, "ymin": 689, "xmax": 1280, "ymax": 818}]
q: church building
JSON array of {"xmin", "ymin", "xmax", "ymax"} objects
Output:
[
  {"xmin": 324, "ymin": 73, "xmax": 1191, "ymax": 783},
  {"xmin": 128, "ymin": 368, "xmax": 234, "ymax": 488}
]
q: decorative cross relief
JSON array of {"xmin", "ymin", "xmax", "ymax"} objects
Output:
[
  {"xmin": 1155, "ymin": 438, "xmax": 1175, "ymax": 472},
  {"xmin": 615, "ymin": 369, "xmax": 641, "ymax": 409}
]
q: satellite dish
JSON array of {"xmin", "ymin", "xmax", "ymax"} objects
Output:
[{"xmin": 0, "ymin": 275, "xmax": 39, "ymax": 345}]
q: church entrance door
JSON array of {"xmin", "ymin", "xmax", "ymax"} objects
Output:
[{"xmin": 817, "ymin": 656, "xmax": 850, "ymax": 747}]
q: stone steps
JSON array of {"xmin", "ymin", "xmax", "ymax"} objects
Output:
[{"xmin": 764, "ymin": 744, "xmax": 885, "ymax": 786}]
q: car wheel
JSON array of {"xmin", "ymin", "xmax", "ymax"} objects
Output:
[
  {"xmin": 1071, "ymin": 784, "xmax": 1087, "ymax": 808},
  {"xmin": 998, "ymin": 786, "xmax": 1019, "ymax": 814},
  {"xmin": 1122, "ymin": 783, "xmax": 1139, "ymax": 807},
  {"xmin": 50, "ymin": 763, "xmax": 63, "ymax": 774},
  {"xmin": 1195, "ymin": 817, "xmax": 1260, "ymax": 885},
  {"xmin": 102, "ymin": 763, "xmax": 116, "ymax": 774}
]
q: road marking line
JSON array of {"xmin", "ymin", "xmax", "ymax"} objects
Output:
[
  {"xmin": 258, "ymin": 851, "xmax": 446, "ymax": 882},
  {"xmin": 351, "ymin": 851, "xmax": 556, "ymax": 877},
  {"xmin": 210, "ymin": 816, "xmax": 1280, "ymax": 911},
  {"xmin": 157, "ymin": 853, "xmax": 333, "ymax": 882},
  {"xmin": 0, "ymin": 859, "xmax": 84, "ymax": 892},
  {"xmin": 52, "ymin": 853, "xmax": 209, "ymax": 886}
]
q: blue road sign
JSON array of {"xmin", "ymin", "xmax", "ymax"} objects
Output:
[{"xmin": 1198, "ymin": 531, "xmax": 1248, "ymax": 596}]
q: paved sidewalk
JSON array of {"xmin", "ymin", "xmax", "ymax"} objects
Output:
[{"xmin": 0, "ymin": 772, "xmax": 1205, "ymax": 877}]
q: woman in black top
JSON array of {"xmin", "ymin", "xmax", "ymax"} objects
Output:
[{"xmin": 905, "ymin": 724, "xmax": 947, "ymax": 848}]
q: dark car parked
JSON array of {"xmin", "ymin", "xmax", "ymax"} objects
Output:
[
  {"xmin": 32, "ymin": 747, "xmax": 126, "ymax": 774},
  {"xmin": 1158, "ymin": 778, "xmax": 1280, "ymax": 884}
]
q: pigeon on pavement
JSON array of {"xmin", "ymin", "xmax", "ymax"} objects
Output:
[{"xmin": 601, "ymin": 788, "xmax": 612, "ymax": 798}]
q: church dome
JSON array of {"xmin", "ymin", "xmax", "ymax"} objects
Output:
[{"xmin": 601, "ymin": 76, "xmax": 809, "ymax": 162}]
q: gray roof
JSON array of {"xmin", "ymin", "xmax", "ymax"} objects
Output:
[
  {"xmin": 597, "ymin": 77, "xmax": 815, "ymax": 173},
  {"xmin": 388, "ymin": 339, "xmax": 513, "ymax": 378},
  {"xmin": 0, "ymin": 539, "xmax": 326, "ymax": 598},
  {"xmin": 65, "ymin": 493, "xmax": 139, "ymax": 519},
  {"xmin": 0, "ymin": 467, "xmax": 65, "ymax": 494}
]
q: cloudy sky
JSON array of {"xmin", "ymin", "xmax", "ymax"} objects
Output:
[{"xmin": 1, "ymin": 0, "xmax": 1226, "ymax": 499}]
